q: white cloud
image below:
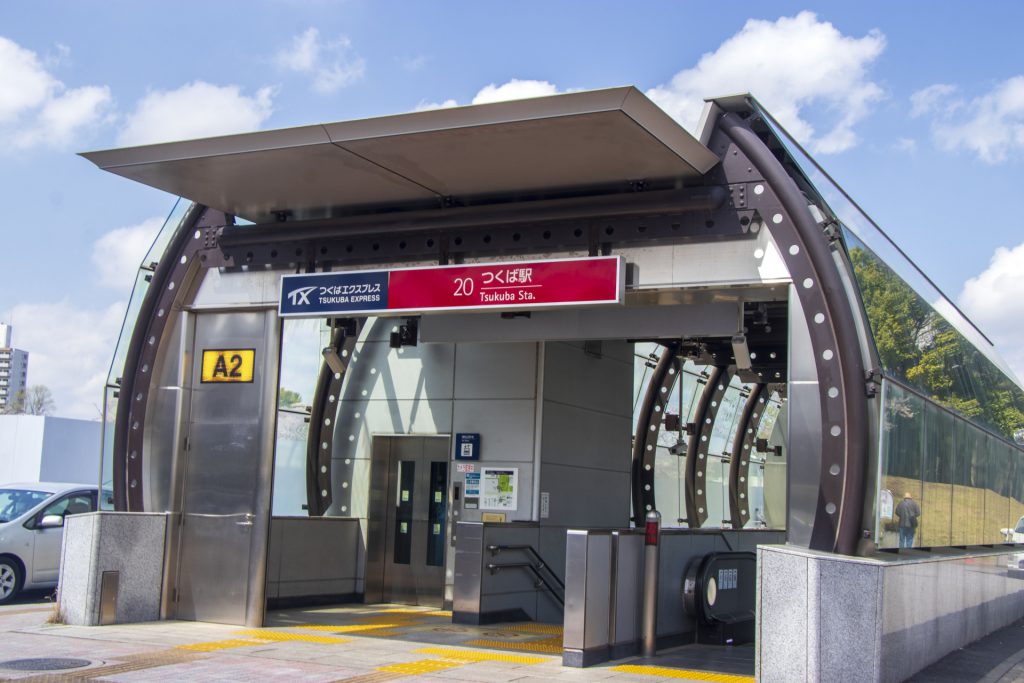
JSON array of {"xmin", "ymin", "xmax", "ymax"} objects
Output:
[
  {"xmin": 415, "ymin": 79, "xmax": 561, "ymax": 112},
  {"xmin": 471, "ymin": 79, "xmax": 559, "ymax": 104},
  {"xmin": 918, "ymin": 76, "xmax": 1024, "ymax": 164},
  {"xmin": 10, "ymin": 300, "xmax": 127, "ymax": 420},
  {"xmin": 894, "ymin": 137, "xmax": 917, "ymax": 153},
  {"xmin": 646, "ymin": 12, "xmax": 885, "ymax": 154},
  {"xmin": 0, "ymin": 36, "xmax": 111, "ymax": 149},
  {"xmin": 909, "ymin": 83, "xmax": 957, "ymax": 118},
  {"xmin": 91, "ymin": 217, "xmax": 164, "ymax": 290},
  {"xmin": 117, "ymin": 81, "xmax": 274, "ymax": 146},
  {"xmin": 958, "ymin": 241, "xmax": 1024, "ymax": 381},
  {"xmin": 275, "ymin": 27, "xmax": 365, "ymax": 94},
  {"xmin": 415, "ymin": 99, "xmax": 458, "ymax": 112}
]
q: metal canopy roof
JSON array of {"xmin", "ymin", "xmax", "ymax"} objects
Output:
[{"xmin": 81, "ymin": 87, "xmax": 720, "ymax": 224}]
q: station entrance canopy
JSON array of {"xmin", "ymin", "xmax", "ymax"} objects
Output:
[{"xmin": 84, "ymin": 85, "xmax": 1024, "ymax": 566}]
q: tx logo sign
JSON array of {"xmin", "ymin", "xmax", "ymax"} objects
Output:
[{"xmin": 287, "ymin": 286, "xmax": 317, "ymax": 306}]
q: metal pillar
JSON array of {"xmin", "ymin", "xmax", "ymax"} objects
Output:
[{"xmin": 641, "ymin": 510, "xmax": 661, "ymax": 658}]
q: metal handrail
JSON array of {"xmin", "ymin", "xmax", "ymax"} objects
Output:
[
  {"xmin": 486, "ymin": 544, "xmax": 565, "ymax": 590},
  {"xmin": 486, "ymin": 544, "xmax": 565, "ymax": 606}
]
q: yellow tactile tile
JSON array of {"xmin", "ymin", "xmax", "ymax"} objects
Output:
[
  {"xmin": 234, "ymin": 629, "xmax": 352, "ymax": 644},
  {"xmin": 495, "ymin": 622, "xmax": 564, "ymax": 635},
  {"xmin": 463, "ymin": 637, "xmax": 563, "ymax": 654},
  {"xmin": 610, "ymin": 664, "xmax": 755, "ymax": 682},
  {"xmin": 177, "ymin": 638, "xmax": 269, "ymax": 652},
  {"xmin": 423, "ymin": 609, "xmax": 452, "ymax": 617},
  {"xmin": 415, "ymin": 646, "xmax": 548, "ymax": 664},
  {"xmin": 289, "ymin": 623, "xmax": 406, "ymax": 633},
  {"xmin": 378, "ymin": 658, "xmax": 464, "ymax": 674}
]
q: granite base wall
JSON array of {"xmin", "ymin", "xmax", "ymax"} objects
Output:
[
  {"xmin": 757, "ymin": 544, "xmax": 1024, "ymax": 683},
  {"xmin": 58, "ymin": 512, "xmax": 168, "ymax": 626}
]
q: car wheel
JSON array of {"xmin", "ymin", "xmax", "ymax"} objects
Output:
[{"xmin": 0, "ymin": 558, "xmax": 22, "ymax": 604}]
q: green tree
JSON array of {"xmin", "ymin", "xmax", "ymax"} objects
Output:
[{"xmin": 278, "ymin": 388, "xmax": 303, "ymax": 409}]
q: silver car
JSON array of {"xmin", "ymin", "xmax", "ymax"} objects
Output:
[{"xmin": 0, "ymin": 483, "xmax": 104, "ymax": 603}]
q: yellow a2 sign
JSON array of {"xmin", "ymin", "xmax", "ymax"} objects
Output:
[{"xmin": 201, "ymin": 349, "xmax": 255, "ymax": 383}]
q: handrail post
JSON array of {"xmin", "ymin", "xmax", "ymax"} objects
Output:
[{"xmin": 642, "ymin": 510, "xmax": 661, "ymax": 658}]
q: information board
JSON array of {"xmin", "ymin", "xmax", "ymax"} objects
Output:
[{"xmin": 279, "ymin": 256, "xmax": 624, "ymax": 317}]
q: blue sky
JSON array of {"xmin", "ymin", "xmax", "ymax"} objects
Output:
[{"xmin": 1, "ymin": 2, "xmax": 1023, "ymax": 417}]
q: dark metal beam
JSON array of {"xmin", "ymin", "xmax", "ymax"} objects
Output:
[
  {"xmin": 717, "ymin": 112, "xmax": 871, "ymax": 555},
  {"xmin": 220, "ymin": 186, "xmax": 729, "ymax": 247},
  {"xmin": 729, "ymin": 384, "xmax": 768, "ymax": 528},
  {"xmin": 685, "ymin": 366, "xmax": 733, "ymax": 528},
  {"xmin": 630, "ymin": 343, "xmax": 681, "ymax": 521},
  {"xmin": 306, "ymin": 319, "xmax": 364, "ymax": 515}
]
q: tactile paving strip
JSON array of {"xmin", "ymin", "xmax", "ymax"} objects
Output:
[
  {"xmin": 463, "ymin": 637, "xmax": 563, "ymax": 654},
  {"xmin": 610, "ymin": 664, "xmax": 755, "ymax": 682},
  {"xmin": 177, "ymin": 638, "xmax": 269, "ymax": 652},
  {"xmin": 234, "ymin": 629, "xmax": 353, "ymax": 644},
  {"xmin": 494, "ymin": 622, "xmax": 564, "ymax": 635},
  {"xmin": 378, "ymin": 658, "xmax": 465, "ymax": 674},
  {"xmin": 414, "ymin": 646, "xmax": 548, "ymax": 664}
]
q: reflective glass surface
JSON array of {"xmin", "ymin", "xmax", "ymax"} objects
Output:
[
  {"xmin": 98, "ymin": 385, "xmax": 117, "ymax": 509},
  {"xmin": 142, "ymin": 198, "xmax": 191, "ymax": 269},
  {"xmin": 272, "ymin": 410, "xmax": 308, "ymax": 515},
  {"xmin": 754, "ymin": 104, "xmax": 1013, "ymax": 380},
  {"xmin": 846, "ymin": 230, "xmax": 1024, "ymax": 442},
  {"xmin": 272, "ymin": 318, "xmax": 334, "ymax": 516},
  {"xmin": 879, "ymin": 380, "xmax": 1024, "ymax": 548},
  {"xmin": 633, "ymin": 344, "xmax": 785, "ymax": 529},
  {"xmin": 106, "ymin": 270, "xmax": 151, "ymax": 387},
  {"xmin": 105, "ymin": 199, "xmax": 194, "ymax": 387}
]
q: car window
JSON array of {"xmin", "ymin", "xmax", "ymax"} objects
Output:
[
  {"xmin": 0, "ymin": 488, "xmax": 51, "ymax": 523},
  {"xmin": 1015, "ymin": 517, "xmax": 1024, "ymax": 534},
  {"xmin": 39, "ymin": 493, "xmax": 95, "ymax": 520}
]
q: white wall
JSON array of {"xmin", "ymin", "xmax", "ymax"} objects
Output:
[
  {"xmin": 0, "ymin": 415, "xmax": 100, "ymax": 485},
  {"xmin": 0, "ymin": 415, "xmax": 45, "ymax": 483}
]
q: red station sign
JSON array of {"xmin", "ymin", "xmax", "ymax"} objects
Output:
[
  {"xmin": 387, "ymin": 256, "xmax": 624, "ymax": 313},
  {"xmin": 279, "ymin": 255, "xmax": 624, "ymax": 317}
]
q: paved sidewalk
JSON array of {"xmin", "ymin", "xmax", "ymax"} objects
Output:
[
  {"xmin": 909, "ymin": 618, "xmax": 1024, "ymax": 683},
  {"xmin": 0, "ymin": 602, "xmax": 751, "ymax": 682}
]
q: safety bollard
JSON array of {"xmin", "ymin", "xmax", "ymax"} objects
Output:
[{"xmin": 641, "ymin": 509, "xmax": 661, "ymax": 658}]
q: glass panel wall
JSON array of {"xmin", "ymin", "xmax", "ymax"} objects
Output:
[
  {"xmin": 845, "ymin": 230, "xmax": 1024, "ymax": 442},
  {"xmin": 99, "ymin": 198, "xmax": 193, "ymax": 497},
  {"xmin": 632, "ymin": 344, "xmax": 784, "ymax": 530},
  {"xmin": 272, "ymin": 318, "xmax": 332, "ymax": 515},
  {"xmin": 880, "ymin": 379, "xmax": 1024, "ymax": 548}
]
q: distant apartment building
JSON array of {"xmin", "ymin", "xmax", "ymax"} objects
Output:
[{"xmin": 0, "ymin": 323, "xmax": 29, "ymax": 410}]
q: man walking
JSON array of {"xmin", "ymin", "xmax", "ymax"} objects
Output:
[{"xmin": 895, "ymin": 492, "xmax": 921, "ymax": 548}]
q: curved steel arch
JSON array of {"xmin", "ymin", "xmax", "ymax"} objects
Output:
[
  {"xmin": 630, "ymin": 343, "xmax": 681, "ymax": 522},
  {"xmin": 714, "ymin": 112, "xmax": 871, "ymax": 555},
  {"xmin": 729, "ymin": 383, "xmax": 768, "ymax": 529},
  {"xmin": 305, "ymin": 318, "xmax": 364, "ymax": 515},
  {"xmin": 684, "ymin": 367, "xmax": 732, "ymax": 528},
  {"xmin": 113, "ymin": 205, "xmax": 230, "ymax": 511}
]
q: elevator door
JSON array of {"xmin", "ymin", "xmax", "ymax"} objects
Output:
[{"xmin": 367, "ymin": 436, "xmax": 450, "ymax": 606}]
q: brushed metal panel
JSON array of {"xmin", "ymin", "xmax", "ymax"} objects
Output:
[
  {"xmin": 453, "ymin": 522, "xmax": 484, "ymax": 618},
  {"xmin": 584, "ymin": 534, "xmax": 612, "ymax": 650},
  {"xmin": 611, "ymin": 532, "xmax": 643, "ymax": 647},
  {"xmin": 175, "ymin": 311, "xmax": 278, "ymax": 626},
  {"xmin": 84, "ymin": 87, "xmax": 716, "ymax": 224},
  {"xmin": 99, "ymin": 571, "xmax": 119, "ymax": 626},
  {"xmin": 563, "ymin": 530, "xmax": 590, "ymax": 649}
]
